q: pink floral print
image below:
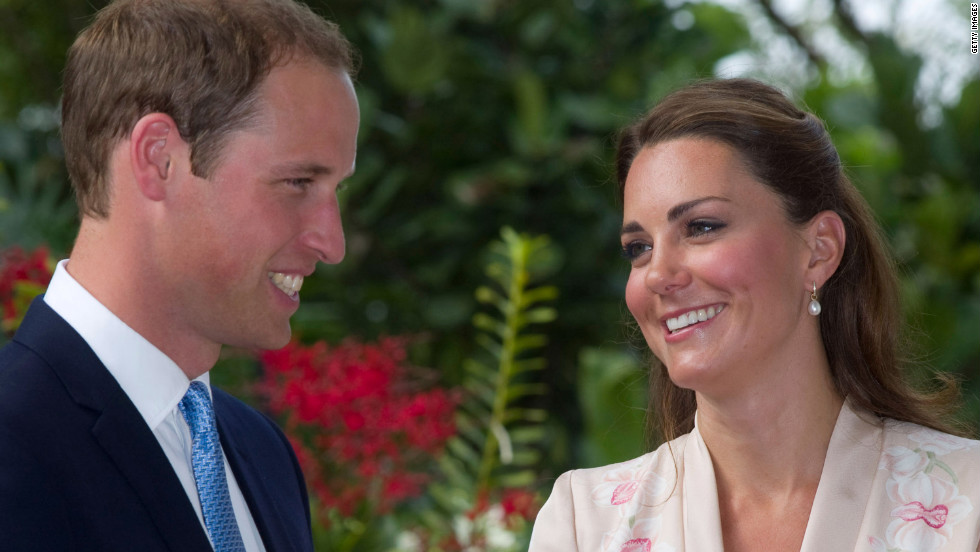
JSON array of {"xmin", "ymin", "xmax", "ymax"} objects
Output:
[
  {"xmin": 590, "ymin": 456, "xmax": 669, "ymax": 513},
  {"xmin": 893, "ymin": 502, "xmax": 948, "ymax": 529},
  {"xmin": 869, "ymin": 425, "xmax": 978, "ymax": 552},
  {"xmin": 529, "ymin": 402, "xmax": 978, "ymax": 552},
  {"xmin": 590, "ymin": 456, "xmax": 675, "ymax": 552},
  {"xmin": 601, "ymin": 514, "xmax": 674, "ymax": 552},
  {"xmin": 619, "ymin": 538, "xmax": 653, "ymax": 552}
]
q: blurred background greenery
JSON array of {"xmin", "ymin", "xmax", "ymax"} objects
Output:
[{"xmin": 1, "ymin": 0, "xmax": 977, "ymax": 518}]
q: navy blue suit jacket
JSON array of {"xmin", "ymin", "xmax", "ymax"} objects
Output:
[{"xmin": 0, "ymin": 298, "xmax": 314, "ymax": 551}]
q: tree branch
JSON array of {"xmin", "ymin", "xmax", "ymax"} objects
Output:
[
  {"xmin": 755, "ymin": 0, "xmax": 826, "ymax": 69},
  {"xmin": 830, "ymin": 0, "xmax": 868, "ymax": 45}
]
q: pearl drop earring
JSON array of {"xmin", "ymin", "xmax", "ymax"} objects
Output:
[{"xmin": 808, "ymin": 282, "xmax": 821, "ymax": 316}]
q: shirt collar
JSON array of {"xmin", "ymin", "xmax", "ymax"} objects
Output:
[{"xmin": 43, "ymin": 259, "xmax": 208, "ymax": 429}]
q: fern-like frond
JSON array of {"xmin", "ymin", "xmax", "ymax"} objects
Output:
[
  {"xmin": 424, "ymin": 226, "xmax": 559, "ymax": 545},
  {"xmin": 441, "ymin": 227, "xmax": 559, "ymax": 499}
]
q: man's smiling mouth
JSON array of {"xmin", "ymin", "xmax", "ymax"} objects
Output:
[{"xmin": 269, "ymin": 272, "xmax": 303, "ymax": 298}]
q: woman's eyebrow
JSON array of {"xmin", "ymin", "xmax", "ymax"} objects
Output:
[
  {"xmin": 620, "ymin": 221, "xmax": 644, "ymax": 236},
  {"xmin": 667, "ymin": 196, "xmax": 730, "ymax": 222},
  {"xmin": 621, "ymin": 196, "xmax": 732, "ymax": 235}
]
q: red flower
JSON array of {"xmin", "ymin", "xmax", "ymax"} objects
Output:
[
  {"xmin": 259, "ymin": 338, "xmax": 458, "ymax": 521},
  {"xmin": 1, "ymin": 246, "xmax": 53, "ymax": 332},
  {"xmin": 500, "ymin": 488, "xmax": 540, "ymax": 523},
  {"xmin": 466, "ymin": 487, "xmax": 541, "ymax": 529}
]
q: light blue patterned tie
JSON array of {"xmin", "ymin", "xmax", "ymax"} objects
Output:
[{"xmin": 179, "ymin": 381, "xmax": 246, "ymax": 552}]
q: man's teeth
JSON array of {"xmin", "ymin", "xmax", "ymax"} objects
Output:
[
  {"xmin": 269, "ymin": 272, "xmax": 303, "ymax": 296},
  {"xmin": 666, "ymin": 305, "xmax": 724, "ymax": 332}
]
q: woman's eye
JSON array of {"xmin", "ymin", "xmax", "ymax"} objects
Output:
[
  {"xmin": 621, "ymin": 241, "xmax": 651, "ymax": 261},
  {"xmin": 687, "ymin": 219, "xmax": 725, "ymax": 237}
]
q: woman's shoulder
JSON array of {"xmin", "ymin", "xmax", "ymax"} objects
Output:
[
  {"xmin": 556, "ymin": 432, "xmax": 694, "ymax": 495},
  {"xmin": 879, "ymin": 417, "xmax": 980, "ymax": 483},
  {"xmin": 862, "ymin": 418, "xmax": 980, "ymax": 551},
  {"xmin": 530, "ymin": 434, "xmax": 695, "ymax": 551},
  {"xmin": 881, "ymin": 418, "xmax": 980, "ymax": 458}
]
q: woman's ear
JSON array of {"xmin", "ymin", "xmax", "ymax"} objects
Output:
[
  {"xmin": 129, "ymin": 113, "xmax": 181, "ymax": 202},
  {"xmin": 804, "ymin": 210, "xmax": 846, "ymax": 289}
]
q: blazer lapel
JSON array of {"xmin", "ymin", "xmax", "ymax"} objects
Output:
[
  {"xmin": 15, "ymin": 299, "xmax": 213, "ymax": 552},
  {"xmin": 799, "ymin": 400, "xmax": 882, "ymax": 552},
  {"xmin": 219, "ymin": 419, "xmax": 298, "ymax": 552},
  {"xmin": 91, "ymin": 393, "xmax": 213, "ymax": 551},
  {"xmin": 682, "ymin": 419, "xmax": 727, "ymax": 550}
]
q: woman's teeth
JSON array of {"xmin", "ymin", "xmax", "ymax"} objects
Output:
[
  {"xmin": 269, "ymin": 272, "xmax": 303, "ymax": 297},
  {"xmin": 666, "ymin": 305, "xmax": 723, "ymax": 332}
]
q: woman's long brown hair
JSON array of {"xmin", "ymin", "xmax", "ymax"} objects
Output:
[{"xmin": 615, "ymin": 78, "xmax": 966, "ymax": 444}]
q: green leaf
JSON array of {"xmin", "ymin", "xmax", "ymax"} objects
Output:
[
  {"xmin": 520, "ymin": 286, "xmax": 560, "ymax": 308},
  {"xmin": 512, "ymin": 358, "xmax": 548, "ymax": 373},
  {"xmin": 447, "ymin": 436, "xmax": 481, "ymax": 469},
  {"xmin": 508, "ymin": 426, "xmax": 548, "ymax": 444},
  {"xmin": 442, "ymin": 227, "xmax": 559, "ymax": 499},
  {"xmin": 495, "ymin": 470, "xmax": 537, "ymax": 488},
  {"xmin": 513, "ymin": 334, "xmax": 548, "ymax": 353},
  {"xmin": 504, "ymin": 383, "xmax": 547, "ymax": 401},
  {"xmin": 504, "ymin": 408, "xmax": 548, "ymax": 424},
  {"xmin": 522, "ymin": 307, "xmax": 557, "ymax": 324},
  {"xmin": 475, "ymin": 333, "xmax": 502, "ymax": 358},
  {"xmin": 472, "ymin": 312, "xmax": 507, "ymax": 337},
  {"xmin": 377, "ymin": 7, "xmax": 451, "ymax": 95}
]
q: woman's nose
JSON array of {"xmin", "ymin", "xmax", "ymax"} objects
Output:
[{"xmin": 643, "ymin": 243, "xmax": 690, "ymax": 295}]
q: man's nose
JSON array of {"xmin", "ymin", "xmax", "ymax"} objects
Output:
[{"xmin": 298, "ymin": 195, "xmax": 346, "ymax": 264}]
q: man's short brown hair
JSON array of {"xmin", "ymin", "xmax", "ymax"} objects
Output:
[{"xmin": 61, "ymin": 0, "xmax": 357, "ymax": 218}]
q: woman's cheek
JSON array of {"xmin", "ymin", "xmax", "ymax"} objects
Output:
[{"xmin": 624, "ymin": 272, "xmax": 647, "ymax": 322}]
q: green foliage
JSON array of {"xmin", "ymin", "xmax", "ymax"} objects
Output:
[
  {"xmin": 0, "ymin": 114, "xmax": 77, "ymax": 253},
  {"xmin": 1, "ymin": 280, "xmax": 45, "ymax": 334},
  {"xmin": 0, "ymin": 0, "xmax": 976, "ymax": 499},
  {"xmin": 0, "ymin": 0, "xmax": 107, "ymax": 119},
  {"xmin": 576, "ymin": 346, "xmax": 649, "ymax": 468},
  {"xmin": 310, "ymin": 503, "xmax": 400, "ymax": 552},
  {"xmin": 286, "ymin": 0, "xmax": 759, "ymax": 478},
  {"xmin": 802, "ymin": 32, "xmax": 980, "ymax": 430},
  {"xmin": 436, "ymin": 227, "xmax": 557, "ymax": 505}
]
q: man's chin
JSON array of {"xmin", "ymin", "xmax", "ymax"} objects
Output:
[
  {"xmin": 261, "ymin": 329, "xmax": 293, "ymax": 351},
  {"xmin": 228, "ymin": 323, "xmax": 293, "ymax": 351}
]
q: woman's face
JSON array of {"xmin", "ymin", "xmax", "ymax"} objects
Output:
[{"xmin": 621, "ymin": 138, "xmax": 815, "ymax": 398}]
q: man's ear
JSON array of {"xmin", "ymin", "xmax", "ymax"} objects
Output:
[
  {"xmin": 130, "ymin": 113, "xmax": 182, "ymax": 202},
  {"xmin": 804, "ymin": 210, "xmax": 846, "ymax": 290}
]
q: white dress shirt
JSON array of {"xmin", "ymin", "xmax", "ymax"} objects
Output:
[{"xmin": 44, "ymin": 260, "xmax": 267, "ymax": 552}]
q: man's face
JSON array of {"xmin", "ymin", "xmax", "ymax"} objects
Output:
[{"xmin": 158, "ymin": 58, "xmax": 359, "ymax": 351}]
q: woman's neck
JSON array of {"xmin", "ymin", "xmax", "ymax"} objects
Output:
[{"xmin": 695, "ymin": 364, "xmax": 844, "ymax": 500}]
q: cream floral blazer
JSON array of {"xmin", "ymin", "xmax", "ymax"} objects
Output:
[{"xmin": 529, "ymin": 401, "xmax": 980, "ymax": 552}]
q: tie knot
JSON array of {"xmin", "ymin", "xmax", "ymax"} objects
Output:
[{"xmin": 179, "ymin": 381, "xmax": 215, "ymax": 439}]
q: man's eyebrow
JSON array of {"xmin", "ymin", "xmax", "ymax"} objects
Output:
[
  {"xmin": 271, "ymin": 162, "xmax": 334, "ymax": 176},
  {"xmin": 666, "ymin": 196, "xmax": 730, "ymax": 222}
]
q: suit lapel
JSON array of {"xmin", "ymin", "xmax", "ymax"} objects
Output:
[
  {"xmin": 15, "ymin": 299, "xmax": 213, "ymax": 552},
  {"xmin": 218, "ymin": 411, "xmax": 296, "ymax": 552},
  {"xmin": 91, "ymin": 392, "xmax": 213, "ymax": 551}
]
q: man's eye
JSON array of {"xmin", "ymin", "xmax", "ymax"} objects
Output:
[
  {"xmin": 620, "ymin": 241, "xmax": 651, "ymax": 261},
  {"xmin": 286, "ymin": 178, "xmax": 313, "ymax": 190}
]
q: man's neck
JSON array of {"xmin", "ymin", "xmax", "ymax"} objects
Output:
[{"xmin": 68, "ymin": 220, "xmax": 220, "ymax": 379}]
